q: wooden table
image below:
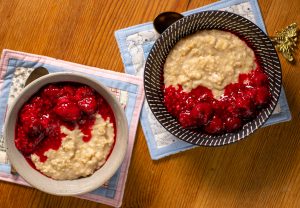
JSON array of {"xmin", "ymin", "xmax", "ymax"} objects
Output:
[{"xmin": 0, "ymin": 0, "xmax": 299, "ymax": 207}]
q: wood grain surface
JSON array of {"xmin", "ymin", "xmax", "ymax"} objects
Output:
[{"xmin": 0, "ymin": 0, "xmax": 299, "ymax": 207}]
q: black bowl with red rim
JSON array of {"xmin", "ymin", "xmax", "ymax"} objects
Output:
[{"xmin": 144, "ymin": 10, "xmax": 282, "ymax": 146}]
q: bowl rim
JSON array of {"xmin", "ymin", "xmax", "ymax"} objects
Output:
[
  {"xmin": 4, "ymin": 72, "xmax": 128, "ymax": 196},
  {"xmin": 144, "ymin": 10, "xmax": 282, "ymax": 146}
]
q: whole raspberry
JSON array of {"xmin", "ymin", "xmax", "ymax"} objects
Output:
[
  {"xmin": 19, "ymin": 104, "xmax": 38, "ymax": 125},
  {"xmin": 30, "ymin": 96, "xmax": 43, "ymax": 108},
  {"xmin": 42, "ymin": 84, "xmax": 62, "ymax": 98},
  {"xmin": 213, "ymin": 99, "xmax": 229, "ymax": 115},
  {"xmin": 78, "ymin": 96, "xmax": 98, "ymax": 115},
  {"xmin": 254, "ymin": 86, "xmax": 271, "ymax": 107},
  {"xmin": 204, "ymin": 115, "xmax": 224, "ymax": 134},
  {"xmin": 178, "ymin": 111, "xmax": 196, "ymax": 128},
  {"xmin": 190, "ymin": 103, "xmax": 213, "ymax": 125},
  {"xmin": 61, "ymin": 85, "xmax": 75, "ymax": 96},
  {"xmin": 244, "ymin": 87, "xmax": 257, "ymax": 100},
  {"xmin": 227, "ymin": 104, "xmax": 239, "ymax": 117},
  {"xmin": 235, "ymin": 96, "xmax": 255, "ymax": 119},
  {"xmin": 185, "ymin": 97, "xmax": 195, "ymax": 110},
  {"xmin": 75, "ymin": 86, "xmax": 94, "ymax": 101},
  {"xmin": 57, "ymin": 95, "xmax": 73, "ymax": 105},
  {"xmin": 224, "ymin": 116, "xmax": 242, "ymax": 132},
  {"xmin": 54, "ymin": 102, "xmax": 81, "ymax": 121},
  {"xmin": 191, "ymin": 86, "xmax": 213, "ymax": 102}
]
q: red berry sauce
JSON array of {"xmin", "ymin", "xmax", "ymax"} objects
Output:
[
  {"xmin": 163, "ymin": 65, "xmax": 271, "ymax": 135},
  {"xmin": 15, "ymin": 82, "xmax": 116, "ymax": 164}
]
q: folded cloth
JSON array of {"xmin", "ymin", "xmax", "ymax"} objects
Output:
[
  {"xmin": 115, "ymin": 0, "xmax": 292, "ymax": 160},
  {"xmin": 0, "ymin": 49, "xmax": 144, "ymax": 207}
]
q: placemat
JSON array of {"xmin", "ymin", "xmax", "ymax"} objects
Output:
[
  {"xmin": 115, "ymin": 0, "xmax": 292, "ymax": 160},
  {"xmin": 0, "ymin": 49, "xmax": 144, "ymax": 207}
]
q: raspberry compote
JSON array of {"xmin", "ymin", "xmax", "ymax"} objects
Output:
[{"xmin": 163, "ymin": 66, "xmax": 271, "ymax": 134}]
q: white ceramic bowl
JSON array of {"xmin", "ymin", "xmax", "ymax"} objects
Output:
[{"xmin": 4, "ymin": 72, "xmax": 128, "ymax": 196}]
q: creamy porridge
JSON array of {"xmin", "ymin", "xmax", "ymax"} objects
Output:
[
  {"xmin": 164, "ymin": 29, "xmax": 256, "ymax": 98},
  {"xmin": 31, "ymin": 114, "xmax": 114, "ymax": 180}
]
